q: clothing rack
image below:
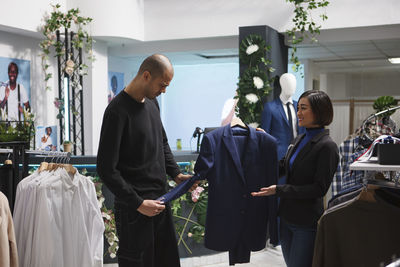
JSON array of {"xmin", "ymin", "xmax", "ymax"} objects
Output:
[
  {"xmin": 361, "ymin": 105, "xmax": 400, "ymax": 142},
  {"xmin": 0, "ymin": 143, "xmax": 72, "ymax": 211}
]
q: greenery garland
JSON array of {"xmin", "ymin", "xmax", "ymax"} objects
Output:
[
  {"xmin": 286, "ymin": 0, "xmax": 329, "ymax": 72},
  {"xmin": 170, "ymin": 161, "xmax": 208, "ymax": 253},
  {"xmin": 39, "ymin": 4, "xmax": 94, "ymax": 119},
  {"xmin": 236, "ymin": 34, "xmax": 274, "ymax": 128}
]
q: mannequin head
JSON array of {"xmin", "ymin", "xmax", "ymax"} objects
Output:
[{"xmin": 279, "ymin": 73, "xmax": 296, "ymax": 100}]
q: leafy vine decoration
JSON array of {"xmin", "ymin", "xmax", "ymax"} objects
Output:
[
  {"xmin": 170, "ymin": 161, "xmax": 208, "ymax": 253},
  {"xmin": 39, "ymin": 4, "xmax": 94, "ymax": 118},
  {"xmin": 236, "ymin": 34, "xmax": 275, "ymax": 128},
  {"xmin": 286, "ymin": 0, "xmax": 329, "ymax": 72}
]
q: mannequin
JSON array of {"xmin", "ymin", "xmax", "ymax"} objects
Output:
[
  {"xmin": 279, "ymin": 73, "xmax": 296, "ymax": 103},
  {"xmin": 261, "ymin": 73, "xmax": 304, "ymax": 160}
]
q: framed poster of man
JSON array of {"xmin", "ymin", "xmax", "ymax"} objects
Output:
[
  {"xmin": 0, "ymin": 57, "xmax": 31, "ymax": 121},
  {"xmin": 36, "ymin": 125, "xmax": 58, "ymax": 151},
  {"xmin": 108, "ymin": 71, "xmax": 124, "ymax": 103}
]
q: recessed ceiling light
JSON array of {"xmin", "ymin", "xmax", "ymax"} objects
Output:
[{"xmin": 388, "ymin": 57, "xmax": 400, "ymax": 64}]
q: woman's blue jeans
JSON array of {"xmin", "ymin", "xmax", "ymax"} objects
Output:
[{"xmin": 279, "ymin": 219, "xmax": 317, "ymax": 267}]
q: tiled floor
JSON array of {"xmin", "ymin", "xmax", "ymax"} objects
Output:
[{"xmin": 104, "ymin": 246, "xmax": 286, "ymax": 267}]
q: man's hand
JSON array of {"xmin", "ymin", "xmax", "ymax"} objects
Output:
[
  {"xmin": 256, "ymin": 128, "xmax": 266, "ymax": 133},
  {"xmin": 174, "ymin": 173, "xmax": 198, "ymax": 192},
  {"xmin": 137, "ymin": 200, "xmax": 165, "ymax": 217}
]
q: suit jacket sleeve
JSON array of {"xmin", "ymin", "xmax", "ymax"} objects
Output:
[
  {"xmin": 97, "ymin": 110, "xmax": 144, "ymax": 209},
  {"xmin": 194, "ymin": 134, "xmax": 215, "ymax": 180},
  {"xmin": 261, "ymin": 102, "xmax": 272, "ymax": 133},
  {"xmin": 276, "ymin": 140, "xmax": 339, "ymax": 199},
  {"xmin": 267, "ymin": 138, "xmax": 279, "ymax": 245}
]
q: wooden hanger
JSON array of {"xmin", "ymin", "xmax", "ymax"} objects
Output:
[
  {"xmin": 63, "ymin": 164, "xmax": 76, "ymax": 175},
  {"xmin": 38, "ymin": 162, "xmax": 49, "ymax": 172},
  {"xmin": 230, "ymin": 117, "xmax": 247, "ymax": 129},
  {"xmin": 356, "ymin": 184, "xmax": 378, "ymax": 203}
]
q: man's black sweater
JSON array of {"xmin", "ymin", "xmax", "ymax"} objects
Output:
[{"xmin": 97, "ymin": 91, "xmax": 181, "ymax": 209}]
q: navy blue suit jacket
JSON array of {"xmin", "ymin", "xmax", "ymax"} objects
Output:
[
  {"xmin": 194, "ymin": 124, "xmax": 279, "ymax": 251},
  {"xmin": 261, "ymin": 98, "xmax": 304, "ymax": 160}
]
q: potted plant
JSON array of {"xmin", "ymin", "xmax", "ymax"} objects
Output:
[{"xmin": 62, "ymin": 140, "xmax": 73, "ymax": 152}]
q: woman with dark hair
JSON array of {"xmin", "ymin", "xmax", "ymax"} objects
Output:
[{"xmin": 252, "ymin": 90, "xmax": 339, "ymax": 267}]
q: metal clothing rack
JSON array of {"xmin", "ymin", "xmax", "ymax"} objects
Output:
[
  {"xmin": 361, "ymin": 105, "xmax": 400, "ymax": 142},
  {"xmin": 0, "ymin": 144, "xmax": 72, "ymax": 210}
]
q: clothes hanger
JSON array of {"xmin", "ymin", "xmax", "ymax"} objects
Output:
[
  {"xmin": 4, "ymin": 153, "xmax": 12, "ymax": 165},
  {"xmin": 38, "ymin": 153, "xmax": 49, "ymax": 173},
  {"xmin": 62, "ymin": 154, "xmax": 76, "ymax": 175},
  {"xmin": 356, "ymin": 182, "xmax": 378, "ymax": 203},
  {"xmin": 230, "ymin": 117, "xmax": 247, "ymax": 129}
]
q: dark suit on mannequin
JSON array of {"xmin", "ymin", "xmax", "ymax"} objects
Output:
[
  {"xmin": 261, "ymin": 97, "xmax": 303, "ymax": 160},
  {"xmin": 194, "ymin": 124, "xmax": 279, "ymax": 265}
]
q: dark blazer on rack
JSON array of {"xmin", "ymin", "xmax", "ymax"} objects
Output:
[
  {"xmin": 261, "ymin": 97, "xmax": 304, "ymax": 160},
  {"xmin": 276, "ymin": 129, "xmax": 339, "ymax": 226},
  {"xmin": 194, "ymin": 124, "xmax": 279, "ymax": 251}
]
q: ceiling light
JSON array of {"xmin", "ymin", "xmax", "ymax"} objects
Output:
[{"xmin": 388, "ymin": 57, "xmax": 400, "ymax": 64}]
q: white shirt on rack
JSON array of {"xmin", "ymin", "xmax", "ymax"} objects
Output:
[{"xmin": 13, "ymin": 167, "xmax": 104, "ymax": 267}]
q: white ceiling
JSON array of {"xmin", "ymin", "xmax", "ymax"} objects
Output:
[
  {"xmin": 296, "ymin": 39, "xmax": 400, "ymax": 72},
  {"xmin": 107, "ymin": 25, "xmax": 400, "ymax": 72}
]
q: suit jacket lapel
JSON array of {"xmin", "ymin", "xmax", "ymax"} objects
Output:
[
  {"xmin": 276, "ymin": 98, "xmax": 290, "ymax": 128},
  {"xmin": 222, "ymin": 125, "xmax": 246, "ymax": 183},
  {"xmin": 285, "ymin": 133, "xmax": 304, "ymax": 172},
  {"xmin": 242, "ymin": 126, "xmax": 257, "ymax": 178}
]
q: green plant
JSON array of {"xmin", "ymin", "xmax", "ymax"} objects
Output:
[
  {"xmin": 0, "ymin": 108, "xmax": 35, "ymax": 143},
  {"xmin": 169, "ymin": 161, "xmax": 208, "ymax": 254},
  {"xmin": 236, "ymin": 34, "xmax": 274, "ymax": 127},
  {"xmin": 91, "ymin": 175, "xmax": 119, "ymax": 258},
  {"xmin": 39, "ymin": 3, "xmax": 94, "ymax": 92},
  {"xmin": 373, "ymin": 96, "xmax": 398, "ymax": 117},
  {"xmin": 286, "ymin": 0, "xmax": 329, "ymax": 72}
]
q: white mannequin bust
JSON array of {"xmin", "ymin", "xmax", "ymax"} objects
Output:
[{"xmin": 279, "ymin": 73, "xmax": 296, "ymax": 102}]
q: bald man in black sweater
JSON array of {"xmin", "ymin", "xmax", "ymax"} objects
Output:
[{"xmin": 97, "ymin": 54, "xmax": 194, "ymax": 267}]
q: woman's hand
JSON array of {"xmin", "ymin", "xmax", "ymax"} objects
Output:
[{"xmin": 251, "ymin": 185, "xmax": 276, "ymax": 196}]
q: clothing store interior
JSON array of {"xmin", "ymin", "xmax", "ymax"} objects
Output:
[{"xmin": 0, "ymin": 1, "xmax": 399, "ymax": 267}]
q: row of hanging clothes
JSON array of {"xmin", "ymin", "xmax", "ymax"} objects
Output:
[
  {"xmin": 313, "ymin": 106, "xmax": 400, "ymax": 267},
  {"xmin": 0, "ymin": 150, "xmax": 104, "ymax": 267},
  {"xmin": 331, "ymin": 106, "xmax": 400, "ymax": 196}
]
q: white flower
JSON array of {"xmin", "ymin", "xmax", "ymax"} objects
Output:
[
  {"xmin": 253, "ymin": 76, "xmax": 264, "ymax": 89},
  {"xmin": 249, "ymin": 122, "xmax": 259, "ymax": 128},
  {"xmin": 246, "ymin": 44, "xmax": 259, "ymax": 55},
  {"xmin": 245, "ymin": 93, "xmax": 259, "ymax": 104},
  {"xmin": 110, "ymin": 253, "xmax": 116, "ymax": 258},
  {"xmin": 188, "ymin": 232, "xmax": 193, "ymax": 237},
  {"xmin": 102, "ymin": 212, "xmax": 111, "ymax": 220}
]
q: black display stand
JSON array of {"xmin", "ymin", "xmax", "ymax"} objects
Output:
[
  {"xmin": 56, "ymin": 29, "xmax": 85, "ymax": 155},
  {"xmin": 239, "ymin": 25, "xmax": 288, "ymax": 101},
  {"xmin": 0, "ymin": 141, "xmax": 29, "ymax": 211}
]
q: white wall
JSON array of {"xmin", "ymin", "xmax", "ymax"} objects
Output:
[
  {"xmin": 85, "ymin": 41, "xmax": 108, "ymax": 155},
  {"xmin": 163, "ymin": 63, "xmax": 238, "ymax": 151},
  {"xmin": 0, "ymin": 0, "xmax": 66, "ymax": 34},
  {"xmin": 0, "ymin": 30, "xmax": 58, "ymax": 127},
  {"xmin": 1, "ymin": 0, "xmax": 400, "ymax": 42},
  {"xmin": 67, "ymin": 0, "xmax": 144, "ymax": 41},
  {"xmin": 108, "ymin": 57, "xmax": 239, "ymax": 151},
  {"xmin": 144, "ymin": 0, "xmax": 400, "ymax": 41},
  {"xmin": 325, "ymin": 70, "xmax": 400, "ymax": 99}
]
